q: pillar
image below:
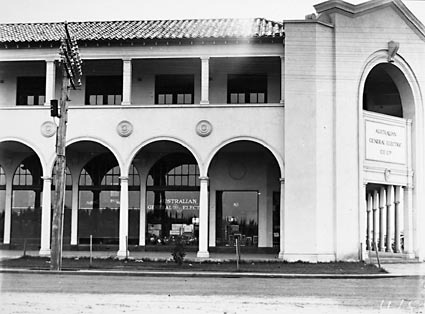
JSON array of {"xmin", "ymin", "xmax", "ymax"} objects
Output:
[
  {"xmin": 45, "ymin": 59, "xmax": 56, "ymax": 105},
  {"xmin": 366, "ymin": 193, "xmax": 372, "ymax": 251},
  {"xmin": 379, "ymin": 187, "xmax": 386, "ymax": 252},
  {"xmin": 197, "ymin": 176, "xmax": 209, "ymax": 258},
  {"xmin": 117, "ymin": 176, "xmax": 129, "ymax": 258},
  {"xmin": 372, "ymin": 190, "xmax": 379, "ymax": 250},
  {"xmin": 394, "ymin": 185, "xmax": 402, "ymax": 253},
  {"xmin": 200, "ymin": 57, "xmax": 210, "ymax": 105},
  {"xmin": 122, "ymin": 58, "xmax": 132, "ymax": 105},
  {"xmin": 39, "ymin": 177, "xmax": 52, "ymax": 256},
  {"xmin": 70, "ymin": 179, "xmax": 79, "ymax": 245},
  {"xmin": 386, "ymin": 185, "xmax": 394, "ymax": 252},
  {"xmin": 278, "ymin": 178, "xmax": 285, "ymax": 259},
  {"xmin": 280, "ymin": 56, "xmax": 285, "ymax": 104},
  {"xmin": 139, "ymin": 174, "xmax": 147, "ymax": 246},
  {"xmin": 3, "ymin": 176, "xmax": 12, "ymax": 244},
  {"xmin": 403, "ymin": 185, "xmax": 414, "ymax": 256}
]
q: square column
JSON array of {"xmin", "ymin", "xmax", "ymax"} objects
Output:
[
  {"xmin": 372, "ymin": 190, "xmax": 379, "ymax": 249},
  {"xmin": 40, "ymin": 177, "xmax": 52, "ymax": 256},
  {"xmin": 378, "ymin": 187, "xmax": 386, "ymax": 252},
  {"xmin": 122, "ymin": 59, "xmax": 132, "ymax": 105},
  {"xmin": 197, "ymin": 176, "xmax": 209, "ymax": 258},
  {"xmin": 117, "ymin": 176, "xmax": 129, "ymax": 258},
  {"xmin": 44, "ymin": 60, "xmax": 56, "ymax": 105},
  {"xmin": 386, "ymin": 185, "xmax": 394, "ymax": 252},
  {"xmin": 200, "ymin": 57, "xmax": 210, "ymax": 105},
  {"xmin": 70, "ymin": 180, "xmax": 79, "ymax": 245},
  {"xmin": 278, "ymin": 178, "xmax": 285, "ymax": 259},
  {"xmin": 394, "ymin": 185, "xmax": 402, "ymax": 253},
  {"xmin": 403, "ymin": 186, "xmax": 414, "ymax": 256},
  {"xmin": 3, "ymin": 177, "xmax": 12, "ymax": 244},
  {"xmin": 366, "ymin": 193, "xmax": 373, "ymax": 251}
]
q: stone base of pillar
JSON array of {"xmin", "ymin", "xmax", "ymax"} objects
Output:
[
  {"xmin": 116, "ymin": 250, "xmax": 130, "ymax": 259},
  {"xmin": 39, "ymin": 249, "xmax": 51, "ymax": 257},
  {"xmin": 278, "ymin": 251, "xmax": 285, "ymax": 259},
  {"xmin": 200, "ymin": 100, "xmax": 210, "ymax": 105},
  {"xmin": 196, "ymin": 251, "xmax": 210, "ymax": 258},
  {"xmin": 121, "ymin": 101, "xmax": 131, "ymax": 106}
]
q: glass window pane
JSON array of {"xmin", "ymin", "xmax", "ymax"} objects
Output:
[
  {"xmin": 177, "ymin": 94, "xmax": 184, "ymax": 104},
  {"xmin": 184, "ymin": 94, "xmax": 192, "ymax": 104},
  {"xmin": 230, "ymin": 93, "xmax": 237, "ymax": 104},
  {"xmin": 107, "ymin": 95, "xmax": 115, "ymax": 104},
  {"xmin": 258, "ymin": 93, "xmax": 265, "ymax": 103},
  {"xmin": 250, "ymin": 93, "xmax": 257, "ymax": 103},
  {"xmin": 166, "ymin": 94, "xmax": 173, "ymax": 104},
  {"xmin": 158, "ymin": 94, "xmax": 165, "ymax": 104},
  {"xmin": 89, "ymin": 95, "xmax": 96, "ymax": 105},
  {"xmin": 39, "ymin": 95, "xmax": 45, "ymax": 105},
  {"xmin": 116, "ymin": 94, "xmax": 122, "ymax": 104},
  {"xmin": 238, "ymin": 93, "xmax": 245, "ymax": 103},
  {"xmin": 27, "ymin": 96, "xmax": 34, "ymax": 105}
]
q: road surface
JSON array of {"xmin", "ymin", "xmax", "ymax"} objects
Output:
[{"xmin": 1, "ymin": 273, "xmax": 424, "ymax": 313}]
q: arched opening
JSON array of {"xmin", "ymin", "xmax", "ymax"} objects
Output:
[
  {"xmin": 12, "ymin": 155, "xmax": 43, "ymax": 245},
  {"xmin": 132, "ymin": 140, "xmax": 200, "ymax": 248},
  {"xmin": 208, "ymin": 140, "xmax": 281, "ymax": 249},
  {"xmin": 363, "ymin": 63, "xmax": 403, "ymax": 117}
]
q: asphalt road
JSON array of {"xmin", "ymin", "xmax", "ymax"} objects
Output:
[{"xmin": 1, "ymin": 273, "xmax": 425, "ymax": 313}]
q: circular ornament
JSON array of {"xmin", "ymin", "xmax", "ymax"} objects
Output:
[
  {"xmin": 40, "ymin": 121, "xmax": 57, "ymax": 138},
  {"xmin": 196, "ymin": 120, "xmax": 213, "ymax": 137},
  {"xmin": 117, "ymin": 120, "xmax": 133, "ymax": 137},
  {"xmin": 229, "ymin": 161, "xmax": 246, "ymax": 180}
]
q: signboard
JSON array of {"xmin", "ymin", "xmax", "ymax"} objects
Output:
[
  {"xmin": 365, "ymin": 120, "xmax": 406, "ymax": 164},
  {"xmin": 147, "ymin": 198, "xmax": 199, "ymax": 211}
]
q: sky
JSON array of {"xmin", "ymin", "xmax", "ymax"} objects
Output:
[{"xmin": 0, "ymin": 0, "xmax": 424, "ymax": 25}]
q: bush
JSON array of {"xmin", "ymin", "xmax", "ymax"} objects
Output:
[{"xmin": 171, "ymin": 236, "xmax": 186, "ymax": 265}]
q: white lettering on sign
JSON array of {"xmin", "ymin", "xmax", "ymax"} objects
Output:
[{"xmin": 365, "ymin": 120, "xmax": 406, "ymax": 164}]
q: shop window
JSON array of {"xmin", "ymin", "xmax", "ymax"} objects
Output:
[
  {"xmin": 16, "ymin": 77, "xmax": 46, "ymax": 106},
  {"xmin": 155, "ymin": 75, "xmax": 194, "ymax": 104},
  {"xmin": 216, "ymin": 191, "xmax": 259, "ymax": 247},
  {"xmin": 227, "ymin": 74, "xmax": 267, "ymax": 104},
  {"xmin": 85, "ymin": 76, "xmax": 122, "ymax": 105},
  {"xmin": 13, "ymin": 165, "xmax": 33, "ymax": 186},
  {"xmin": 101, "ymin": 166, "xmax": 120, "ymax": 186},
  {"xmin": 0, "ymin": 166, "xmax": 5, "ymax": 186},
  {"xmin": 79, "ymin": 169, "xmax": 93, "ymax": 186}
]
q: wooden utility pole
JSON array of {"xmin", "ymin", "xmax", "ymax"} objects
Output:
[
  {"xmin": 50, "ymin": 22, "xmax": 82, "ymax": 271},
  {"xmin": 50, "ymin": 67, "xmax": 70, "ymax": 271}
]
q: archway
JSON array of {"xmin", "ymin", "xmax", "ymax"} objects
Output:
[
  {"xmin": 361, "ymin": 59, "xmax": 418, "ymax": 258},
  {"xmin": 208, "ymin": 140, "xmax": 281, "ymax": 249},
  {"xmin": 131, "ymin": 140, "xmax": 200, "ymax": 248}
]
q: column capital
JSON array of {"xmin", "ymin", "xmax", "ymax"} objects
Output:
[
  {"xmin": 280, "ymin": 177, "xmax": 285, "ymax": 184},
  {"xmin": 200, "ymin": 56, "xmax": 210, "ymax": 61},
  {"xmin": 122, "ymin": 57, "xmax": 132, "ymax": 62},
  {"xmin": 199, "ymin": 176, "xmax": 209, "ymax": 182},
  {"xmin": 119, "ymin": 176, "xmax": 129, "ymax": 182},
  {"xmin": 42, "ymin": 176, "xmax": 53, "ymax": 182}
]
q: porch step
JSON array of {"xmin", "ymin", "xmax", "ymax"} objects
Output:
[{"xmin": 367, "ymin": 251, "xmax": 419, "ymax": 264}]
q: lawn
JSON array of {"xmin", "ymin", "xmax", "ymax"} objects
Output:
[{"xmin": 0, "ymin": 256, "xmax": 385, "ymax": 274}]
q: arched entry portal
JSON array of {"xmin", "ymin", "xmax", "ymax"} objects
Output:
[
  {"xmin": 361, "ymin": 59, "xmax": 417, "ymax": 259},
  {"xmin": 208, "ymin": 140, "xmax": 282, "ymax": 250},
  {"xmin": 0, "ymin": 141, "xmax": 44, "ymax": 248},
  {"xmin": 131, "ymin": 140, "xmax": 200, "ymax": 249}
]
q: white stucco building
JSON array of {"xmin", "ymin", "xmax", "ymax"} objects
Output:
[{"xmin": 0, "ymin": 0, "xmax": 424, "ymax": 262}]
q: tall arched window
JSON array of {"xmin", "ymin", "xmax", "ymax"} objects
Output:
[
  {"xmin": 78, "ymin": 153, "xmax": 120, "ymax": 245},
  {"xmin": 146, "ymin": 153, "xmax": 200, "ymax": 246},
  {"xmin": 11, "ymin": 155, "xmax": 42, "ymax": 244}
]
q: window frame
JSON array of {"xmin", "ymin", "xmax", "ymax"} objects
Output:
[
  {"xmin": 85, "ymin": 75, "xmax": 123, "ymax": 105},
  {"xmin": 16, "ymin": 76, "xmax": 46, "ymax": 106},
  {"xmin": 155, "ymin": 74, "xmax": 195, "ymax": 105},
  {"xmin": 227, "ymin": 74, "xmax": 267, "ymax": 104}
]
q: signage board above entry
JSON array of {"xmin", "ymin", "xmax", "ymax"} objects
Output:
[{"xmin": 365, "ymin": 120, "xmax": 406, "ymax": 165}]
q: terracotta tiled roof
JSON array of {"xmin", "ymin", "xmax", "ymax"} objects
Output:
[{"xmin": 0, "ymin": 18, "xmax": 284, "ymax": 43}]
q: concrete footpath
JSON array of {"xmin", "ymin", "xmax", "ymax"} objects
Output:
[{"xmin": 1, "ymin": 249, "xmax": 425, "ymax": 278}]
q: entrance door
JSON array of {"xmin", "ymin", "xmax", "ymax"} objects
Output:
[{"xmin": 216, "ymin": 191, "xmax": 258, "ymax": 247}]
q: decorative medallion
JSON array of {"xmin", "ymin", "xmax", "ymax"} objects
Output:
[
  {"xmin": 229, "ymin": 161, "xmax": 247, "ymax": 180},
  {"xmin": 196, "ymin": 120, "xmax": 213, "ymax": 137},
  {"xmin": 40, "ymin": 121, "xmax": 57, "ymax": 138},
  {"xmin": 117, "ymin": 120, "xmax": 133, "ymax": 137},
  {"xmin": 384, "ymin": 169, "xmax": 391, "ymax": 182}
]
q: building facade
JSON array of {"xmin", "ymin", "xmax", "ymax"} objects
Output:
[{"xmin": 0, "ymin": 0, "xmax": 424, "ymax": 262}]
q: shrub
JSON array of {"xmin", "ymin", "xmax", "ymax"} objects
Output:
[{"xmin": 171, "ymin": 236, "xmax": 186, "ymax": 265}]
